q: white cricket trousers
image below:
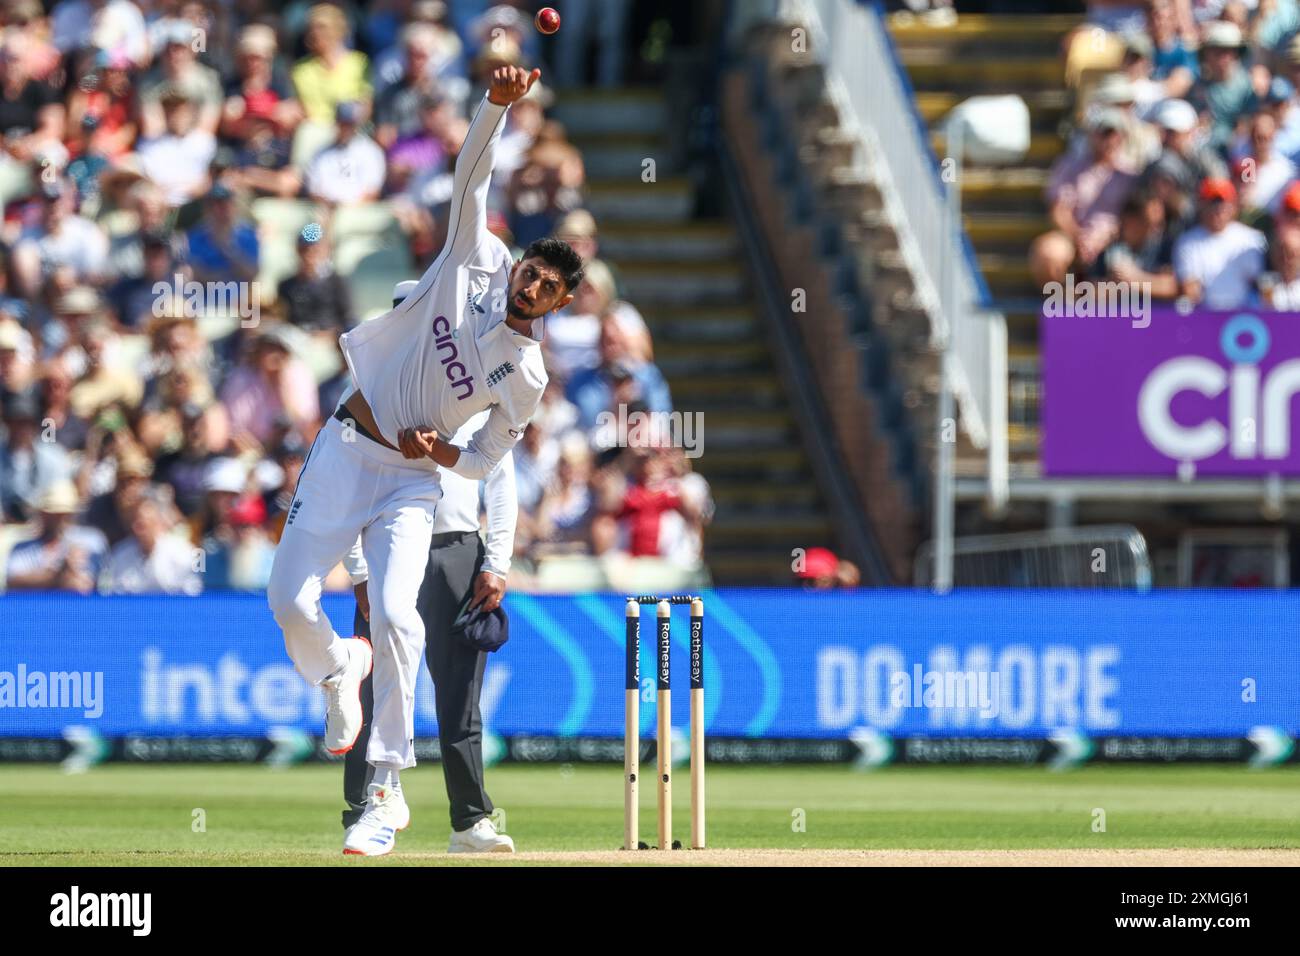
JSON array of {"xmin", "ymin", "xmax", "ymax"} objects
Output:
[{"xmin": 267, "ymin": 416, "xmax": 442, "ymax": 770}]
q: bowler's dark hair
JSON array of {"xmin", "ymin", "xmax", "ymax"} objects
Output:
[{"xmin": 523, "ymin": 237, "xmax": 585, "ymax": 291}]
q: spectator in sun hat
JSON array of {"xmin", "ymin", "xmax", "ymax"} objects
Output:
[
  {"xmin": 1189, "ymin": 20, "xmax": 1254, "ymax": 152},
  {"xmin": 220, "ymin": 24, "xmax": 302, "ymax": 143},
  {"xmin": 184, "ymin": 182, "xmax": 259, "ymax": 285},
  {"xmin": 1031, "ymin": 108, "xmax": 1139, "ymax": 287},
  {"xmin": 70, "ymin": 317, "xmax": 144, "ymax": 420},
  {"xmin": 372, "ymin": 1, "xmax": 464, "ymax": 97},
  {"xmin": 0, "ymin": 318, "xmax": 35, "ymax": 403},
  {"xmin": 5, "ymin": 478, "xmax": 106, "ymax": 593},
  {"xmin": 1174, "ymin": 177, "xmax": 1267, "ymax": 309},
  {"xmin": 1143, "ymin": 98, "xmax": 1228, "ymax": 188},
  {"xmin": 292, "ymin": 3, "xmax": 371, "ymax": 126},
  {"xmin": 41, "ymin": 284, "xmax": 103, "ymax": 363},
  {"xmin": 1081, "ymin": 72, "xmax": 1161, "ymax": 167},
  {"xmin": 1116, "ymin": 31, "xmax": 1167, "ymax": 119},
  {"xmin": 82, "ymin": 443, "xmax": 151, "ymax": 545},
  {"xmin": 304, "ymin": 100, "xmax": 385, "ymax": 206},
  {"xmin": 138, "ymin": 19, "xmax": 222, "ymax": 138},
  {"xmin": 36, "ymin": 356, "xmax": 90, "ymax": 452},
  {"xmin": 374, "ymin": 22, "xmax": 447, "ymax": 149}
]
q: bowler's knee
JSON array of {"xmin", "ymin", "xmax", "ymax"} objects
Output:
[{"xmin": 267, "ymin": 566, "xmax": 318, "ymax": 632}]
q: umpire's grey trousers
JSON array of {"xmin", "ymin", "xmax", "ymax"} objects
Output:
[{"xmin": 343, "ymin": 529, "xmax": 493, "ymax": 832}]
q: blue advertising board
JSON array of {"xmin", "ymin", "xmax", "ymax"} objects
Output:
[{"xmin": 1, "ymin": 590, "xmax": 1297, "ymax": 740}]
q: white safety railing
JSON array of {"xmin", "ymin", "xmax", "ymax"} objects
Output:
[{"xmin": 726, "ymin": 0, "xmax": 1009, "ymax": 489}]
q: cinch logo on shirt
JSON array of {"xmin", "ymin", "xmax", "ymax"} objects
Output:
[{"xmin": 433, "ymin": 315, "xmax": 475, "ymax": 399}]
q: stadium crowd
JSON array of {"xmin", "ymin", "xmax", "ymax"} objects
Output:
[
  {"xmin": 0, "ymin": 0, "xmax": 711, "ymax": 596},
  {"xmin": 1031, "ymin": 0, "xmax": 1300, "ymax": 311}
]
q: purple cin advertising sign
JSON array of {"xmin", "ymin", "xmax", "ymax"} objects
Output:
[{"xmin": 1042, "ymin": 307, "xmax": 1300, "ymax": 476}]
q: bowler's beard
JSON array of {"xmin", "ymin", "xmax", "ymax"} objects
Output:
[{"xmin": 506, "ymin": 296, "xmax": 543, "ymax": 322}]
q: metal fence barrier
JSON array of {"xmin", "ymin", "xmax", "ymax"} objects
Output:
[{"xmin": 915, "ymin": 525, "xmax": 1153, "ymax": 590}]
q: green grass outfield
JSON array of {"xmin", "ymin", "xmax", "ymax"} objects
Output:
[{"xmin": 2, "ymin": 763, "xmax": 1298, "ymax": 866}]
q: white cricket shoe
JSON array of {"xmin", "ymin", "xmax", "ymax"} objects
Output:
[
  {"xmin": 448, "ymin": 817, "xmax": 515, "ymax": 854},
  {"xmin": 343, "ymin": 783, "xmax": 410, "ymax": 856},
  {"xmin": 322, "ymin": 638, "xmax": 372, "ymax": 755}
]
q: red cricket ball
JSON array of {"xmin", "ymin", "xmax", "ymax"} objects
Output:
[{"xmin": 535, "ymin": 7, "xmax": 560, "ymax": 35}]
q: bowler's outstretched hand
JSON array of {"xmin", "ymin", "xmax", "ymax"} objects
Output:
[{"xmin": 488, "ymin": 66, "xmax": 541, "ymax": 106}]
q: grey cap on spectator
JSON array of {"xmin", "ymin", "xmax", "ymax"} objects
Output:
[
  {"xmin": 556, "ymin": 209, "xmax": 597, "ymax": 239},
  {"xmin": 472, "ymin": 4, "xmax": 526, "ymax": 42},
  {"xmin": 1154, "ymin": 99, "xmax": 1198, "ymax": 133},
  {"xmin": 411, "ymin": 0, "xmax": 448, "ymax": 22},
  {"xmin": 1202, "ymin": 21, "xmax": 1244, "ymax": 50},
  {"xmin": 36, "ymin": 480, "xmax": 81, "ymax": 515},
  {"xmin": 237, "ymin": 24, "xmax": 277, "ymax": 57},
  {"xmin": 56, "ymin": 286, "xmax": 102, "ymax": 316},
  {"xmin": 0, "ymin": 320, "xmax": 25, "ymax": 351},
  {"xmin": 256, "ymin": 324, "xmax": 298, "ymax": 353},
  {"xmin": 392, "ymin": 279, "xmax": 418, "ymax": 306},
  {"xmin": 1090, "ymin": 108, "xmax": 1127, "ymax": 134},
  {"xmin": 1092, "ymin": 73, "xmax": 1135, "ymax": 105},
  {"xmin": 166, "ymin": 20, "xmax": 196, "ymax": 47}
]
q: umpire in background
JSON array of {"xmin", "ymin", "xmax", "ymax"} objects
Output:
[{"xmin": 341, "ymin": 281, "xmax": 518, "ymax": 854}]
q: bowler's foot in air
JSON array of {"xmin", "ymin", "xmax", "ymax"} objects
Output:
[{"xmin": 322, "ymin": 637, "xmax": 372, "ymax": 754}]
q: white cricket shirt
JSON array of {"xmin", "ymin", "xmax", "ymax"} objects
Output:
[{"xmin": 340, "ymin": 94, "xmax": 547, "ymax": 480}]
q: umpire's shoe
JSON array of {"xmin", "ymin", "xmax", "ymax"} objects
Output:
[{"xmin": 449, "ymin": 817, "xmax": 516, "ymax": 853}]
